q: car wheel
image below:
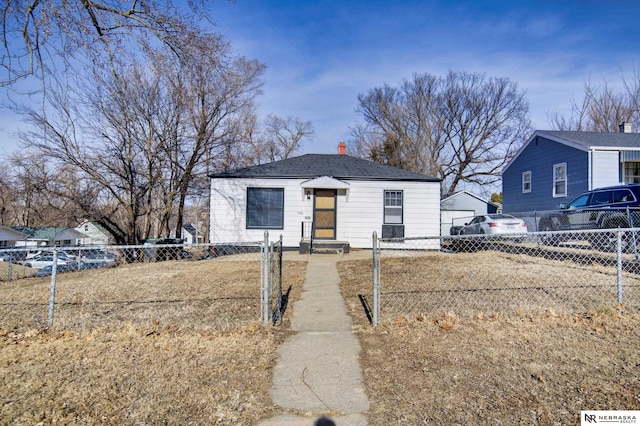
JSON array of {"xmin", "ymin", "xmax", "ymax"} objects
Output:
[
  {"xmin": 593, "ymin": 221, "xmax": 631, "ymax": 252},
  {"xmin": 538, "ymin": 222, "xmax": 559, "ymax": 246}
]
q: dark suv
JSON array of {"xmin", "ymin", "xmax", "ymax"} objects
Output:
[{"xmin": 537, "ymin": 184, "xmax": 640, "ymax": 250}]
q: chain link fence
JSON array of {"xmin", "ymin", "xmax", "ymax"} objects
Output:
[
  {"xmin": 265, "ymin": 236, "xmax": 285, "ymax": 325},
  {"xmin": 0, "ymin": 234, "xmax": 285, "ymax": 333},
  {"xmin": 373, "ymin": 228, "xmax": 640, "ymax": 325}
]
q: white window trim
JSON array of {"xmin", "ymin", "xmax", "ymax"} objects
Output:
[
  {"xmin": 383, "ymin": 190, "xmax": 403, "ymax": 225},
  {"xmin": 553, "ymin": 163, "xmax": 567, "ymax": 198},
  {"xmin": 522, "ymin": 171, "xmax": 531, "ymax": 193}
]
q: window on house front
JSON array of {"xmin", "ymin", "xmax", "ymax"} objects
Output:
[
  {"xmin": 246, "ymin": 188, "xmax": 284, "ymax": 229},
  {"xmin": 623, "ymin": 162, "xmax": 640, "ymax": 184},
  {"xmin": 553, "ymin": 163, "xmax": 567, "ymax": 197},
  {"xmin": 384, "ymin": 190, "xmax": 403, "ymax": 224},
  {"xmin": 522, "ymin": 171, "xmax": 532, "ymax": 193}
]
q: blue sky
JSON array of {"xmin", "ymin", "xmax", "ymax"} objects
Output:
[
  {"xmin": 209, "ymin": 0, "xmax": 640, "ymax": 154},
  {"xmin": 1, "ymin": 0, "xmax": 639, "ymax": 155}
]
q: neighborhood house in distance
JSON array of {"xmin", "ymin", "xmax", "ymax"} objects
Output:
[
  {"xmin": 0, "ymin": 222, "xmax": 201, "ymax": 252},
  {"xmin": 502, "ymin": 123, "xmax": 640, "ymax": 213},
  {"xmin": 440, "ymin": 190, "xmax": 501, "ymax": 236},
  {"xmin": 208, "ymin": 143, "xmax": 442, "ymax": 252}
]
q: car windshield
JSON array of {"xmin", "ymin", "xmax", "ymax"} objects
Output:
[{"xmin": 565, "ymin": 193, "xmax": 590, "ymax": 209}]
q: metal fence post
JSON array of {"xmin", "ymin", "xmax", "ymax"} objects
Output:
[
  {"xmin": 372, "ymin": 231, "xmax": 380, "ymax": 327},
  {"xmin": 48, "ymin": 250, "xmax": 59, "ymax": 327},
  {"xmin": 617, "ymin": 230, "xmax": 623, "ymax": 310},
  {"xmin": 269, "ymin": 241, "xmax": 274, "ymax": 321},
  {"xmin": 262, "ymin": 231, "xmax": 270, "ymax": 325},
  {"xmin": 276, "ymin": 234, "xmax": 283, "ymax": 323}
]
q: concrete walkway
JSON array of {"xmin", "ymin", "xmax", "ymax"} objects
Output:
[{"xmin": 258, "ymin": 254, "xmax": 370, "ymax": 426}]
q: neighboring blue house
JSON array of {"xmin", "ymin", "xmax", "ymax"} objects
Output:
[{"xmin": 502, "ymin": 126, "xmax": 640, "ymax": 213}]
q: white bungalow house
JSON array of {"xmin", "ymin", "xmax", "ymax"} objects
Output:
[
  {"xmin": 0, "ymin": 226, "xmax": 28, "ymax": 248},
  {"xmin": 75, "ymin": 220, "xmax": 118, "ymax": 245},
  {"xmin": 181, "ymin": 224, "xmax": 201, "ymax": 245},
  {"xmin": 209, "ymin": 144, "xmax": 442, "ymax": 252},
  {"xmin": 11, "ymin": 226, "xmax": 88, "ymax": 248}
]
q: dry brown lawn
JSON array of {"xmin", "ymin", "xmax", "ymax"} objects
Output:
[
  {"xmin": 3, "ymin": 252, "xmax": 640, "ymax": 425},
  {"xmin": 337, "ymin": 256, "xmax": 640, "ymax": 425},
  {"xmin": 370, "ymin": 249, "xmax": 640, "ymax": 317},
  {"xmin": 1, "ymin": 259, "xmax": 307, "ymax": 425}
]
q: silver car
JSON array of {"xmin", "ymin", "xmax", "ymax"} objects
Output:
[
  {"xmin": 23, "ymin": 254, "xmax": 76, "ymax": 270},
  {"xmin": 460, "ymin": 214, "xmax": 528, "ymax": 238}
]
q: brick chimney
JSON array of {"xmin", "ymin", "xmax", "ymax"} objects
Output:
[
  {"xmin": 619, "ymin": 122, "xmax": 632, "ymax": 133},
  {"xmin": 338, "ymin": 141, "xmax": 347, "ymax": 155}
]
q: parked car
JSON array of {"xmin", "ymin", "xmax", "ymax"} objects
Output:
[
  {"xmin": 142, "ymin": 238, "xmax": 186, "ymax": 262},
  {"xmin": 23, "ymin": 254, "xmax": 77, "ymax": 270},
  {"xmin": 537, "ymin": 184, "xmax": 640, "ymax": 250},
  {"xmin": 26, "ymin": 250, "xmax": 77, "ymax": 260},
  {"xmin": 0, "ymin": 251, "xmax": 21, "ymax": 263},
  {"xmin": 458, "ymin": 214, "xmax": 528, "ymax": 239},
  {"xmin": 34, "ymin": 264, "xmax": 79, "ymax": 277},
  {"xmin": 80, "ymin": 252, "xmax": 121, "ymax": 268}
]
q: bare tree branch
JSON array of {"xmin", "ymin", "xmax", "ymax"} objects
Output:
[{"xmin": 352, "ymin": 71, "xmax": 531, "ymax": 196}]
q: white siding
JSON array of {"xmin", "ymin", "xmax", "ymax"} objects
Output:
[
  {"xmin": 210, "ymin": 178, "xmax": 311, "ymax": 247},
  {"xmin": 74, "ymin": 222, "xmax": 109, "ymax": 245},
  {"xmin": 210, "ymin": 178, "xmax": 441, "ymax": 249},
  {"xmin": 590, "ymin": 150, "xmax": 621, "ymax": 189}
]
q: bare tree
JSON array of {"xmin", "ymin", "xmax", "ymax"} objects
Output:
[
  {"xmin": 1, "ymin": 0, "xmax": 212, "ymax": 87},
  {"xmin": 230, "ymin": 112, "xmax": 314, "ymax": 165},
  {"xmin": 153, "ymin": 31, "xmax": 266, "ymax": 237},
  {"xmin": 18, "ymin": 29, "xmax": 265, "ymax": 243},
  {"xmin": 0, "ymin": 160, "xmax": 19, "ymax": 226},
  {"xmin": 259, "ymin": 115, "xmax": 313, "ymax": 162},
  {"xmin": 547, "ymin": 75, "xmax": 639, "ymax": 131},
  {"xmin": 352, "ymin": 71, "xmax": 531, "ymax": 196}
]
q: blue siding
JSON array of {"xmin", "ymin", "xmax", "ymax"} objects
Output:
[{"xmin": 503, "ymin": 136, "xmax": 589, "ymax": 212}]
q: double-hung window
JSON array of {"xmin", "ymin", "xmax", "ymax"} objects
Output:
[
  {"xmin": 522, "ymin": 171, "xmax": 532, "ymax": 193},
  {"xmin": 623, "ymin": 162, "xmax": 640, "ymax": 184},
  {"xmin": 384, "ymin": 190, "xmax": 403, "ymax": 224},
  {"xmin": 553, "ymin": 163, "xmax": 567, "ymax": 198},
  {"xmin": 246, "ymin": 188, "xmax": 284, "ymax": 229}
]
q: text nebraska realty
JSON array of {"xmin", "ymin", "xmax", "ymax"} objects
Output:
[{"xmin": 584, "ymin": 413, "xmax": 637, "ymax": 424}]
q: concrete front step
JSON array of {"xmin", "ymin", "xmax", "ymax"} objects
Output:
[{"xmin": 299, "ymin": 240, "xmax": 350, "ymax": 255}]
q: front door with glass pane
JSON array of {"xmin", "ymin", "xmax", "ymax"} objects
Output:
[{"xmin": 313, "ymin": 190, "xmax": 336, "ymax": 239}]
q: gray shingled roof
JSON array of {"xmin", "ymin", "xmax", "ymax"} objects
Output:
[
  {"xmin": 209, "ymin": 154, "xmax": 441, "ymax": 182},
  {"xmin": 540, "ymin": 131, "xmax": 640, "ymax": 148}
]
